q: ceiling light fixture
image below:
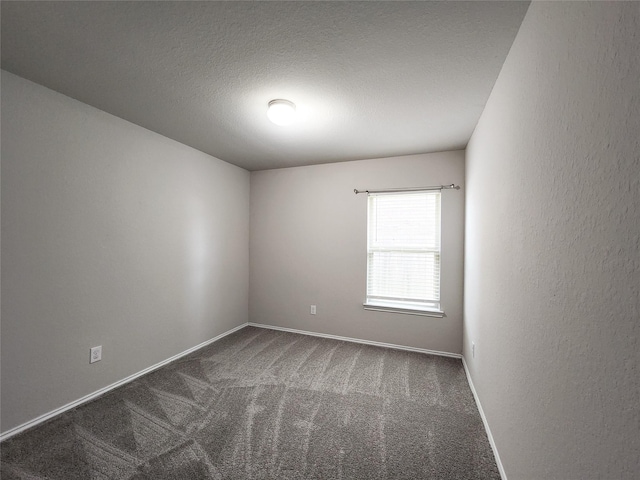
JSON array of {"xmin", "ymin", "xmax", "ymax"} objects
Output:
[{"xmin": 267, "ymin": 99, "xmax": 296, "ymax": 126}]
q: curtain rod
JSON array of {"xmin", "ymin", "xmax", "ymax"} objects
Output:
[{"xmin": 353, "ymin": 184, "xmax": 460, "ymax": 194}]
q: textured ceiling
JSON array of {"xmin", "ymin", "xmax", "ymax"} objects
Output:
[{"xmin": 1, "ymin": 1, "xmax": 529, "ymax": 171}]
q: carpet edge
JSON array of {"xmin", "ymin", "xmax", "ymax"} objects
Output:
[{"xmin": 248, "ymin": 322, "xmax": 463, "ymax": 359}]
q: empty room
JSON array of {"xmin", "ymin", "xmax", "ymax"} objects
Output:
[{"xmin": 1, "ymin": 1, "xmax": 638, "ymax": 479}]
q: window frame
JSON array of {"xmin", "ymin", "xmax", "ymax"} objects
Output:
[{"xmin": 363, "ymin": 190, "xmax": 445, "ymax": 318}]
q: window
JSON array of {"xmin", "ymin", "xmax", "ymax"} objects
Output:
[{"xmin": 364, "ymin": 190, "xmax": 443, "ymax": 316}]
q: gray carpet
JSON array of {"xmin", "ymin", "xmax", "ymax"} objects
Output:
[{"xmin": 1, "ymin": 326, "xmax": 500, "ymax": 479}]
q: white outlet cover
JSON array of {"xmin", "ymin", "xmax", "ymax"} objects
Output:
[
  {"xmin": 90, "ymin": 346, "xmax": 102, "ymax": 363},
  {"xmin": 310, "ymin": 305, "xmax": 317, "ymax": 315}
]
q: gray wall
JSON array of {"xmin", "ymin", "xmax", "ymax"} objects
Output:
[
  {"xmin": 1, "ymin": 71, "xmax": 250, "ymax": 433},
  {"xmin": 250, "ymin": 152, "xmax": 465, "ymax": 354},
  {"xmin": 464, "ymin": 3, "xmax": 639, "ymax": 479}
]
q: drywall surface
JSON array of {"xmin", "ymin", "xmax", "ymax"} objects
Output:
[
  {"xmin": 464, "ymin": 2, "xmax": 639, "ymax": 479},
  {"xmin": 250, "ymin": 152, "xmax": 465, "ymax": 354},
  {"xmin": 1, "ymin": 71, "xmax": 250, "ymax": 433}
]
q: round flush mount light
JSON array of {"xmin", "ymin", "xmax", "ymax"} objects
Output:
[{"xmin": 267, "ymin": 99, "xmax": 296, "ymax": 126}]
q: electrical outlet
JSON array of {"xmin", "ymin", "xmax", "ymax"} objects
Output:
[
  {"xmin": 90, "ymin": 346, "xmax": 102, "ymax": 364},
  {"xmin": 310, "ymin": 305, "xmax": 317, "ymax": 315},
  {"xmin": 472, "ymin": 342, "xmax": 475, "ymax": 359}
]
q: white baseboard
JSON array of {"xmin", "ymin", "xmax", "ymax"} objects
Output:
[
  {"xmin": 461, "ymin": 356, "xmax": 507, "ymax": 480},
  {"xmin": 248, "ymin": 322, "xmax": 462, "ymax": 359},
  {"xmin": 2, "ymin": 321, "xmax": 463, "ymax": 443},
  {"xmin": 0, "ymin": 322, "xmax": 248, "ymax": 442}
]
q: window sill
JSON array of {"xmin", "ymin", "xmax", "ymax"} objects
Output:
[{"xmin": 363, "ymin": 303, "xmax": 446, "ymax": 318}]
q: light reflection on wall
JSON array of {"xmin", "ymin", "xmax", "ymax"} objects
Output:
[{"xmin": 184, "ymin": 194, "xmax": 215, "ymax": 328}]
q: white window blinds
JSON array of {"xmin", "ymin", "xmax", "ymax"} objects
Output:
[{"xmin": 366, "ymin": 191, "xmax": 441, "ymax": 312}]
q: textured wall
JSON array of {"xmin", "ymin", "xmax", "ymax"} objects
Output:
[
  {"xmin": 1, "ymin": 71, "xmax": 250, "ymax": 433},
  {"xmin": 250, "ymin": 152, "xmax": 465, "ymax": 354},
  {"xmin": 464, "ymin": 2, "xmax": 639, "ymax": 479}
]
